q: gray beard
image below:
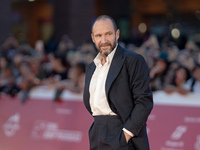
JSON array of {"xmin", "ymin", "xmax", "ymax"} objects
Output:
[
  {"xmin": 100, "ymin": 49, "xmax": 112, "ymax": 56},
  {"xmin": 99, "ymin": 40, "xmax": 117, "ymax": 56}
]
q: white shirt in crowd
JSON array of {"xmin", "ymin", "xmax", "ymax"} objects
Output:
[{"xmin": 184, "ymin": 78, "xmax": 200, "ymax": 92}]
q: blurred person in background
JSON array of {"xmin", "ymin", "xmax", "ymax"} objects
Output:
[
  {"xmin": 183, "ymin": 64, "xmax": 200, "ymax": 92},
  {"xmin": 149, "ymin": 52, "xmax": 169, "ymax": 91},
  {"xmin": 0, "ymin": 36, "xmax": 19, "ymax": 60},
  {"xmin": 60, "ymin": 61, "xmax": 86, "ymax": 93},
  {"xmin": 69, "ymin": 48, "xmax": 95, "ymax": 67},
  {"xmin": 176, "ymin": 50, "xmax": 195, "ymax": 72},
  {"xmin": 53, "ymin": 61, "xmax": 86, "ymax": 101},
  {"xmin": 0, "ymin": 63, "xmax": 19, "ymax": 97},
  {"xmin": 0, "ymin": 56, "xmax": 13, "ymax": 95},
  {"xmin": 18, "ymin": 43, "xmax": 34, "ymax": 56},
  {"xmin": 138, "ymin": 34, "xmax": 160, "ymax": 56},
  {"xmin": 57, "ymin": 34, "xmax": 75, "ymax": 53},
  {"xmin": 57, "ymin": 34, "xmax": 76, "ymax": 65},
  {"xmin": 135, "ymin": 34, "xmax": 160, "ymax": 71},
  {"xmin": 0, "ymin": 55, "xmax": 8, "ymax": 72},
  {"xmin": 29, "ymin": 56, "xmax": 47, "ymax": 81},
  {"xmin": 16, "ymin": 60, "xmax": 41, "ymax": 102},
  {"xmin": 66, "ymin": 41, "xmax": 96, "ymax": 69},
  {"xmin": 163, "ymin": 61, "xmax": 180, "ymax": 85},
  {"xmin": 34, "ymin": 40, "xmax": 46, "ymax": 62},
  {"xmin": 43, "ymin": 51, "xmax": 70, "ymax": 87},
  {"xmin": 165, "ymin": 44, "xmax": 179, "ymax": 63},
  {"xmin": 11, "ymin": 53, "xmax": 24, "ymax": 78},
  {"xmin": 164, "ymin": 65, "xmax": 191, "ymax": 95}
]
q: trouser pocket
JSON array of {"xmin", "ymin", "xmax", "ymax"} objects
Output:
[{"xmin": 119, "ymin": 130, "xmax": 128, "ymax": 147}]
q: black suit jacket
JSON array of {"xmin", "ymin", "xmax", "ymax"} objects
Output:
[{"xmin": 83, "ymin": 45, "xmax": 153, "ymax": 149}]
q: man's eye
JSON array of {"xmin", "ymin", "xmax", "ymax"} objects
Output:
[{"xmin": 96, "ymin": 35, "xmax": 101, "ymax": 38}]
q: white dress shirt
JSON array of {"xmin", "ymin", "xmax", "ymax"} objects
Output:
[{"xmin": 89, "ymin": 46, "xmax": 117, "ymax": 116}]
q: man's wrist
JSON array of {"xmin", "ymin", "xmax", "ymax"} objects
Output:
[{"xmin": 122, "ymin": 128, "xmax": 134, "ymax": 137}]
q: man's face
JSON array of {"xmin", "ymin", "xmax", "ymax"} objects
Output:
[{"xmin": 91, "ymin": 19, "xmax": 119, "ymax": 56}]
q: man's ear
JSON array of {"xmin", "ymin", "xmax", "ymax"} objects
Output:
[
  {"xmin": 116, "ymin": 29, "xmax": 120, "ymax": 41},
  {"xmin": 91, "ymin": 33, "xmax": 95, "ymax": 43}
]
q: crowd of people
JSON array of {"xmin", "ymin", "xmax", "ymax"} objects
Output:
[
  {"xmin": 0, "ymin": 35, "xmax": 96, "ymax": 102},
  {"xmin": 0, "ymin": 33, "xmax": 199, "ymax": 103},
  {"xmin": 133, "ymin": 34, "xmax": 200, "ymax": 94}
]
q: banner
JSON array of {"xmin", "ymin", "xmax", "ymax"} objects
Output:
[
  {"xmin": 0, "ymin": 87, "xmax": 200, "ymax": 150},
  {"xmin": 148, "ymin": 91, "xmax": 200, "ymax": 150},
  {"xmin": 0, "ymin": 87, "xmax": 93, "ymax": 150}
]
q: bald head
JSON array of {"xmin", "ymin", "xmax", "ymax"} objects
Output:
[{"xmin": 91, "ymin": 15, "xmax": 118, "ymax": 33}]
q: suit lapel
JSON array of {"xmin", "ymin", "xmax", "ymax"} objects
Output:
[
  {"xmin": 84, "ymin": 62, "xmax": 96, "ymax": 114},
  {"xmin": 85, "ymin": 62, "xmax": 96, "ymax": 89},
  {"xmin": 105, "ymin": 45, "xmax": 125, "ymax": 97}
]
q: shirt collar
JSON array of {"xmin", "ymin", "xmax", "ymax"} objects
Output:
[{"xmin": 94, "ymin": 43, "xmax": 118, "ymax": 67}]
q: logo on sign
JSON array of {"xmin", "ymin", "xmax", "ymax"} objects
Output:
[
  {"xmin": 31, "ymin": 120, "xmax": 82, "ymax": 143},
  {"xmin": 3, "ymin": 113, "xmax": 20, "ymax": 137},
  {"xmin": 171, "ymin": 125, "xmax": 187, "ymax": 140},
  {"xmin": 165, "ymin": 125, "xmax": 187, "ymax": 148},
  {"xmin": 194, "ymin": 135, "xmax": 200, "ymax": 150}
]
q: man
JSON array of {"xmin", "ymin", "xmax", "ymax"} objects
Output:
[{"xmin": 83, "ymin": 15, "xmax": 153, "ymax": 150}]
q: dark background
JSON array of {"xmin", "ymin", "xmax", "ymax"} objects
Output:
[{"xmin": 1, "ymin": 0, "xmax": 200, "ymax": 47}]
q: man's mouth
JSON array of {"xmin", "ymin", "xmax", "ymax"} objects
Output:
[{"xmin": 100, "ymin": 43, "xmax": 111, "ymax": 49}]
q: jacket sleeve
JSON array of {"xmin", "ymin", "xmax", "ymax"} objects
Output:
[{"xmin": 123, "ymin": 54, "xmax": 153, "ymax": 136}]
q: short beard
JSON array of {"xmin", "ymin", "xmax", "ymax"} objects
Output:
[{"xmin": 98, "ymin": 40, "xmax": 117, "ymax": 56}]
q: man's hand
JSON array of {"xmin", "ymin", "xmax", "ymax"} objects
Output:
[{"xmin": 123, "ymin": 131, "xmax": 133, "ymax": 143}]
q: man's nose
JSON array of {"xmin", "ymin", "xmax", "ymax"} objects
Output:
[{"xmin": 101, "ymin": 35, "xmax": 107, "ymax": 43}]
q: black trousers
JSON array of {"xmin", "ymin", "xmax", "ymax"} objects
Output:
[{"xmin": 88, "ymin": 115, "xmax": 135, "ymax": 150}]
